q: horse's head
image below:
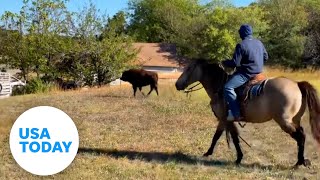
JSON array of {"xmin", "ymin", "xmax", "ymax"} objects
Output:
[
  {"xmin": 175, "ymin": 59, "xmax": 207, "ymax": 91},
  {"xmin": 175, "ymin": 59, "xmax": 227, "ymax": 93}
]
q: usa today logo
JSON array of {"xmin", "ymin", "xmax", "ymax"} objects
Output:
[{"xmin": 9, "ymin": 106, "xmax": 79, "ymax": 176}]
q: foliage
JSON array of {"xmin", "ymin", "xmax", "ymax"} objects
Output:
[
  {"xmin": 257, "ymin": 0, "xmax": 309, "ymax": 68},
  {"xmin": 302, "ymin": 0, "xmax": 320, "ymax": 67},
  {"xmin": 127, "ymin": 0, "xmax": 268, "ymax": 61},
  {"xmin": 12, "ymin": 77, "xmax": 54, "ymax": 95},
  {"xmin": 0, "ymin": 0, "xmax": 138, "ymax": 91},
  {"xmin": 0, "ymin": 0, "xmax": 73, "ymax": 80},
  {"xmin": 2, "ymin": 0, "xmax": 320, "ymax": 92},
  {"xmin": 127, "ymin": 0, "xmax": 203, "ymax": 42},
  {"xmin": 126, "ymin": 0, "xmax": 320, "ymax": 67},
  {"xmin": 200, "ymin": 5, "xmax": 268, "ymax": 61},
  {"xmin": 66, "ymin": 3, "xmax": 138, "ymax": 86}
]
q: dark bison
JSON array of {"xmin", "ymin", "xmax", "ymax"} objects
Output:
[
  {"xmin": 120, "ymin": 69, "xmax": 159, "ymax": 97},
  {"xmin": 55, "ymin": 78, "xmax": 79, "ymax": 90}
]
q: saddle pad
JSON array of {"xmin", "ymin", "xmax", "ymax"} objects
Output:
[{"xmin": 248, "ymin": 79, "xmax": 268, "ymax": 99}]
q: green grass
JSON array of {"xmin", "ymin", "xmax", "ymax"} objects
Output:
[{"xmin": 1, "ymin": 69, "xmax": 320, "ymax": 179}]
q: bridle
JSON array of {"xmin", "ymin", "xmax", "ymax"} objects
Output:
[
  {"xmin": 182, "ymin": 62, "xmax": 204, "ymax": 98},
  {"xmin": 183, "ymin": 62, "xmax": 230, "ymax": 100},
  {"xmin": 183, "ymin": 62, "xmax": 228, "ymax": 97}
]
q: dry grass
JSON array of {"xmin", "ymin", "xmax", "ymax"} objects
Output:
[{"xmin": 1, "ymin": 68, "xmax": 320, "ymax": 180}]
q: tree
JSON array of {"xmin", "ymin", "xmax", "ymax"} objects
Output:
[
  {"xmin": 0, "ymin": 0, "xmax": 72, "ymax": 80},
  {"xmin": 63, "ymin": 2, "xmax": 138, "ymax": 86},
  {"xmin": 100, "ymin": 11, "xmax": 127, "ymax": 39},
  {"xmin": 126, "ymin": 0, "xmax": 268, "ymax": 61},
  {"xmin": 200, "ymin": 5, "xmax": 268, "ymax": 61},
  {"xmin": 1, "ymin": 11, "xmax": 32, "ymax": 80},
  {"xmin": 127, "ymin": 0, "xmax": 202, "ymax": 42},
  {"xmin": 258, "ymin": 0, "xmax": 308, "ymax": 68},
  {"xmin": 302, "ymin": 0, "xmax": 320, "ymax": 67},
  {"xmin": 1, "ymin": 0, "xmax": 138, "ymax": 87}
]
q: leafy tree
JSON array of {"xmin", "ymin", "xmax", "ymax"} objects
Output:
[
  {"xmin": 126, "ymin": 0, "xmax": 268, "ymax": 62},
  {"xmin": 0, "ymin": 0, "xmax": 138, "ymax": 87},
  {"xmin": 101, "ymin": 11, "xmax": 127, "ymax": 39},
  {"xmin": 0, "ymin": 0, "xmax": 72, "ymax": 80},
  {"xmin": 1, "ymin": 11, "xmax": 32, "ymax": 80},
  {"xmin": 201, "ymin": 5, "xmax": 268, "ymax": 61},
  {"xmin": 302, "ymin": 0, "xmax": 320, "ymax": 67},
  {"xmin": 127, "ymin": 0, "xmax": 202, "ymax": 42},
  {"xmin": 258, "ymin": 0, "xmax": 308, "ymax": 68},
  {"xmin": 62, "ymin": 2, "xmax": 138, "ymax": 86}
]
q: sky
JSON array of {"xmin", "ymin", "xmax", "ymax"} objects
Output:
[{"xmin": 0, "ymin": 0, "xmax": 256, "ymax": 18}]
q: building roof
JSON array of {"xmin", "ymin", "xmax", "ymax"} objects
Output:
[{"xmin": 133, "ymin": 43, "xmax": 186, "ymax": 68}]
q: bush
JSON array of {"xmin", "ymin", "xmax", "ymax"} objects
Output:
[{"xmin": 12, "ymin": 78, "xmax": 55, "ymax": 95}]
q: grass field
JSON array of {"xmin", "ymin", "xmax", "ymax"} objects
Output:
[{"xmin": 1, "ymin": 68, "xmax": 320, "ymax": 179}]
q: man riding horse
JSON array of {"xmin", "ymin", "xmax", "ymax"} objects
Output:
[
  {"xmin": 176, "ymin": 25, "xmax": 320, "ymax": 167},
  {"xmin": 222, "ymin": 24, "xmax": 268, "ymax": 122}
]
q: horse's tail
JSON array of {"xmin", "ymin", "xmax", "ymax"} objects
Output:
[{"xmin": 298, "ymin": 81, "xmax": 320, "ymax": 145}]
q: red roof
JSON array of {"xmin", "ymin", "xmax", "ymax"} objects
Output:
[{"xmin": 133, "ymin": 43, "xmax": 186, "ymax": 68}]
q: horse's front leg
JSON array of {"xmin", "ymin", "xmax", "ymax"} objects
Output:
[
  {"xmin": 227, "ymin": 122, "xmax": 243, "ymax": 164},
  {"xmin": 203, "ymin": 121, "xmax": 225, "ymax": 157}
]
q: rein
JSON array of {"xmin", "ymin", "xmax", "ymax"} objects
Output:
[{"xmin": 183, "ymin": 83, "xmax": 203, "ymax": 98}]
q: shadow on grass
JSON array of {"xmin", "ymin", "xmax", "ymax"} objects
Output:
[
  {"xmin": 78, "ymin": 147, "xmax": 289, "ymax": 171},
  {"xmin": 97, "ymin": 93, "xmax": 153, "ymax": 99},
  {"xmin": 96, "ymin": 94, "xmax": 131, "ymax": 98}
]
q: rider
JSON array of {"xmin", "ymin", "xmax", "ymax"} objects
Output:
[{"xmin": 222, "ymin": 24, "xmax": 268, "ymax": 121}]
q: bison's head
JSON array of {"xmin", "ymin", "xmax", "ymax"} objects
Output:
[{"xmin": 120, "ymin": 70, "xmax": 130, "ymax": 81}]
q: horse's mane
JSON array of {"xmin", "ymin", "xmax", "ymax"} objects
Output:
[
  {"xmin": 191, "ymin": 59, "xmax": 229, "ymax": 96},
  {"xmin": 192, "ymin": 58, "xmax": 226, "ymax": 78}
]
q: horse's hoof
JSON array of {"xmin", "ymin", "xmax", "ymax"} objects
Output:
[
  {"xmin": 294, "ymin": 159, "xmax": 311, "ymax": 168},
  {"xmin": 235, "ymin": 159, "xmax": 242, "ymax": 165},
  {"xmin": 203, "ymin": 152, "xmax": 212, "ymax": 157},
  {"xmin": 303, "ymin": 159, "xmax": 311, "ymax": 167},
  {"xmin": 235, "ymin": 155, "xmax": 243, "ymax": 165}
]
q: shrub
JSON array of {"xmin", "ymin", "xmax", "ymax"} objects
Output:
[{"xmin": 12, "ymin": 78, "xmax": 55, "ymax": 95}]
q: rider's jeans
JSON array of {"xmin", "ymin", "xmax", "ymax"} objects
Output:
[{"xmin": 224, "ymin": 73, "xmax": 249, "ymax": 118}]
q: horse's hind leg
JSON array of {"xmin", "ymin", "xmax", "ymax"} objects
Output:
[
  {"xmin": 203, "ymin": 122, "xmax": 224, "ymax": 157},
  {"xmin": 291, "ymin": 126, "xmax": 310, "ymax": 167},
  {"xmin": 277, "ymin": 119, "xmax": 310, "ymax": 167}
]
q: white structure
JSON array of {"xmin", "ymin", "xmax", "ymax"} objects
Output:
[{"xmin": 0, "ymin": 72, "xmax": 26, "ymax": 98}]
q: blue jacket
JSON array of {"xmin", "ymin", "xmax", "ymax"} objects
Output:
[{"xmin": 223, "ymin": 24, "xmax": 268, "ymax": 78}]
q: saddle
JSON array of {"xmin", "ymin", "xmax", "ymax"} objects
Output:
[{"xmin": 235, "ymin": 73, "xmax": 268, "ymax": 117}]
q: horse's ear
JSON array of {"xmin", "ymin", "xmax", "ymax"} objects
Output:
[
  {"xmin": 218, "ymin": 62, "xmax": 225, "ymax": 71},
  {"xmin": 219, "ymin": 62, "xmax": 235, "ymax": 75}
]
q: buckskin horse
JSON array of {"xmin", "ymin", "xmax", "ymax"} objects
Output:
[{"xmin": 175, "ymin": 59, "xmax": 320, "ymax": 167}]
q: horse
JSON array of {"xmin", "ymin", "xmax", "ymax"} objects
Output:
[
  {"xmin": 175, "ymin": 59, "xmax": 320, "ymax": 167},
  {"xmin": 120, "ymin": 69, "xmax": 159, "ymax": 97}
]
